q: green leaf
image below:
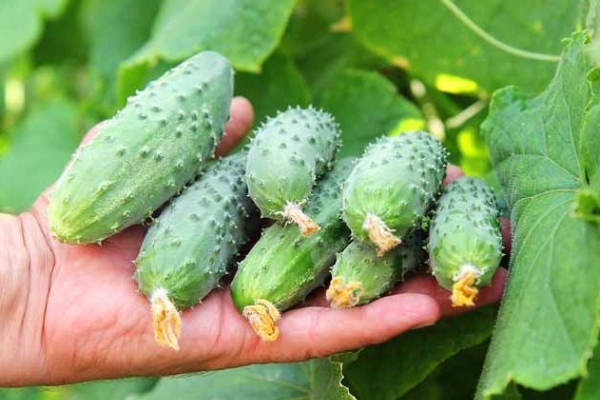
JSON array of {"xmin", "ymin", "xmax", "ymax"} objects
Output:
[
  {"xmin": 575, "ymin": 340, "xmax": 600, "ymax": 399},
  {"xmin": 136, "ymin": 358, "xmax": 355, "ymax": 400},
  {"xmin": 0, "ymin": 98, "xmax": 80, "ymax": 213},
  {"xmin": 0, "ymin": 0, "xmax": 70, "ymax": 63},
  {"xmin": 346, "ymin": 0, "xmax": 582, "ymax": 93},
  {"xmin": 344, "ymin": 307, "xmax": 496, "ymax": 400},
  {"xmin": 84, "ymin": 0, "xmax": 161, "ymax": 85},
  {"xmin": 476, "ymin": 33, "xmax": 600, "ymax": 398},
  {"xmin": 317, "ymin": 69, "xmax": 423, "ymax": 157},
  {"xmin": 236, "ymin": 53, "xmax": 311, "ymax": 126},
  {"xmin": 118, "ymin": 0, "xmax": 296, "ymax": 97},
  {"xmin": 65, "ymin": 377, "xmax": 158, "ymax": 400}
]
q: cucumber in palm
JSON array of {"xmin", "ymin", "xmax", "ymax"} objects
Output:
[
  {"xmin": 134, "ymin": 152, "xmax": 257, "ymax": 350},
  {"xmin": 49, "ymin": 51, "xmax": 233, "ymax": 244},
  {"xmin": 342, "ymin": 131, "xmax": 447, "ymax": 256},
  {"xmin": 245, "ymin": 106, "xmax": 340, "ymax": 236},
  {"xmin": 231, "ymin": 158, "xmax": 354, "ymax": 341},
  {"xmin": 326, "ymin": 230, "xmax": 427, "ymax": 309},
  {"xmin": 427, "ymin": 177, "xmax": 503, "ymax": 307}
]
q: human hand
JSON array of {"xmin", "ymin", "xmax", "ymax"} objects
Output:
[{"xmin": 0, "ymin": 100, "xmax": 508, "ymax": 386}]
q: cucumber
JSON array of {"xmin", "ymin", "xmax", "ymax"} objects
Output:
[
  {"xmin": 326, "ymin": 230, "xmax": 427, "ymax": 309},
  {"xmin": 427, "ymin": 176, "xmax": 503, "ymax": 307},
  {"xmin": 245, "ymin": 106, "xmax": 340, "ymax": 236},
  {"xmin": 49, "ymin": 51, "xmax": 233, "ymax": 244},
  {"xmin": 342, "ymin": 131, "xmax": 447, "ymax": 255},
  {"xmin": 231, "ymin": 158, "xmax": 354, "ymax": 341},
  {"xmin": 134, "ymin": 152, "xmax": 257, "ymax": 350}
]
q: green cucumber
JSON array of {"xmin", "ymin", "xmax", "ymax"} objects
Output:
[
  {"xmin": 49, "ymin": 51, "xmax": 233, "ymax": 244},
  {"xmin": 231, "ymin": 158, "xmax": 354, "ymax": 341},
  {"xmin": 342, "ymin": 131, "xmax": 447, "ymax": 255},
  {"xmin": 245, "ymin": 106, "xmax": 340, "ymax": 236},
  {"xmin": 427, "ymin": 176, "xmax": 503, "ymax": 307},
  {"xmin": 326, "ymin": 230, "xmax": 427, "ymax": 309},
  {"xmin": 134, "ymin": 152, "xmax": 257, "ymax": 350}
]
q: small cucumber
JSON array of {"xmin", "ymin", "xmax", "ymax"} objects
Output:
[
  {"xmin": 342, "ymin": 131, "xmax": 447, "ymax": 255},
  {"xmin": 326, "ymin": 230, "xmax": 427, "ymax": 309},
  {"xmin": 231, "ymin": 158, "xmax": 354, "ymax": 341},
  {"xmin": 49, "ymin": 51, "xmax": 233, "ymax": 244},
  {"xmin": 134, "ymin": 152, "xmax": 257, "ymax": 350},
  {"xmin": 427, "ymin": 176, "xmax": 503, "ymax": 307},
  {"xmin": 245, "ymin": 106, "xmax": 340, "ymax": 236}
]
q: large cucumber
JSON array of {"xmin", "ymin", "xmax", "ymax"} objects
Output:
[
  {"xmin": 231, "ymin": 158, "xmax": 354, "ymax": 341},
  {"xmin": 134, "ymin": 152, "xmax": 257, "ymax": 350},
  {"xmin": 245, "ymin": 106, "xmax": 340, "ymax": 236},
  {"xmin": 49, "ymin": 51, "xmax": 233, "ymax": 244},
  {"xmin": 342, "ymin": 131, "xmax": 447, "ymax": 255},
  {"xmin": 326, "ymin": 230, "xmax": 427, "ymax": 309},
  {"xmin": 427, "ymin": 176, "xmax": 503, "ymax": 307}
]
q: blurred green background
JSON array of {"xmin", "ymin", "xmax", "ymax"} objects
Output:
[{"xmin": 0, "ymin": 0, "xmax": 586, "ymax": 398}]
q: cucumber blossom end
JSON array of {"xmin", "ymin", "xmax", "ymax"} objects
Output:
[
  {"xmin": 242, "ymin": 299, "xmax": 281, "ymax": 341},
  {"xmin": 151, "ymin": 288, "xmax": 182, "ymax": 350},
  {"xmin": 326, "ymin": 276, "xmax": 363, "ymax": 309},
  {"xmin": 362, "ymin": 213, "xmax": 402, "ymax": 256},
  {"xmin": 280, "ymin": 201, "xmax": 321, "ymax": 236}
]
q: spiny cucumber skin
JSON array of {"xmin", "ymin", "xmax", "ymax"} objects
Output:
[
  {"xmin": 231, "ymin": 158, "xmax": 354, "ymax": 312},
  {"xmin": 48, "ymin": 51, "xmax": 233, "ymax": 244},
  {"xmin": 428, "ymin": 177, "xmax": 502, "ymax": 290},
  {"xmin": 342, "ymin": 131, "xmax": 447, "ymax": 246},
  {"xmin": 330, "ymin": 231, "xmax": 427, "ymax": 305},
  {"xmin": 135, "ymin": 152, "xmax": 256, "ymax": 310},
  {"xmin": 245, "ymin": 106, "xmax": 340, "ymax": 219}
]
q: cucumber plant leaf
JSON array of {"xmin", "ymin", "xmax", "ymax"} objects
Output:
[
  {"xmin": 346, "ymin": 0, "xmax": 582, "ymax": 93},
  {"xmin": 118, "ymin": 0, "xmax": 296, "ymax": 97},
  {"xmin": 0, "ymin": 98, "xmax": 80, "ymax": 213},
  {"xmin": 236, "ymin": 53, "xmax": 311, "ymax": 127},
  {"xmin": 476, "ymin": 32, "xmax": 600, "ymax": 398},
  {"xmin": 136, "ymin": 358, "xmax": 355, "ymax": 400},
  {"xmin": 317, "ymin": 69, "xmax": 423, "ymax": 157},
  {"xmin": 343, "ymin": 307, "xmax": 496, "ymax": 400},
  {"xmin": 0, "ymin": 0, "xmax": 70, "ymax": 63}
]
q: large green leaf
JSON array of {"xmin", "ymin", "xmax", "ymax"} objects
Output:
[
  {"xmin": 236, "ymin": 53, "xmax": 311, "ymax": 127},
  {"xmin": 84, "ymin": 0, "xmax": 161, "ymax": 89},
  {"xmin": 65, "ymin": 377, "xmax": 158, "ymax": 400},
  {"xmin": 0, "ymin": 0, "xmax": 70, "ymax": 63},
  {"xmin": 476, "ymin": 33, "xmax": 600, "ymax": 398},
  {"xmin": 317, "ymin": 69, "xmax": 423, "ymax": 157},
  {"xmin": 136, "ymin": 358, "xmax": 355, "ymax": 400},
  {"xmin": 575, "ymin": 338, "xmax": 600, "ymax": 399},
  {"xmin": 0, "ymin": 98, "xmax": 80, "ymax": 213},
  {"xmin": 346, "ymin": 0, "xmax": 582, "ymax": 93},
  {"xmin": 344, "ymin": 307, "xmax": 496, "ymax": 400},
  {"xmin": 118, "ymin": 0, "xmax": 296, "ymax": 98}
]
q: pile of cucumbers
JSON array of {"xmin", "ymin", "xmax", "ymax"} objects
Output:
[{"xmin": 48, "ymin": 51, "xmax": 503, "ymax": 350}]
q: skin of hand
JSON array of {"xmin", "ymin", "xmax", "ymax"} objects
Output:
[{"xmin": 0, "ymin": 97, "xmax": 509, "ymax": 387}]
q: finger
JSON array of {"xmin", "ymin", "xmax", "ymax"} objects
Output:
[
  {"xmin": 252, "ymin": 293, "xmax": 441, "ymax": 362},
  {"xmin": 443, "ymin": 164, "xmax": 464, "ymax": 185},
  {"xmin": 395, "ymin": 268, "xmax": 507, "ymax": 317},
  {"xmin": 216, "ymin": 97, "xmax": 254, "ymax": 156}
]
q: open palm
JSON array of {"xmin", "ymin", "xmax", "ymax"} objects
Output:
[{"xmin": 9, "ymin": 97, "xmax": 507, "ymax": 386}]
